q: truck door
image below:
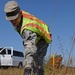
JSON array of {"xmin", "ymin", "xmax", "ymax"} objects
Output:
[
  {"xmin": 1, "ymin": 48, "xmax": 7, "ymax": 66},
  {"xmin": 1, "ymin": 48, "xmax": 13, "ymax": 66},
  {"xmin": 6, "ymin": 49, "xmax": 13, "ymax": 66}
]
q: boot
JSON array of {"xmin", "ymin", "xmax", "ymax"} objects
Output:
[{"xmin": 24, "ymin": 67, "xmax": 31, "ymax": 75}]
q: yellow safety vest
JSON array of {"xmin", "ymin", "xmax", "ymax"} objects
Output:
[{"xmin": 15, "ymin": 10, "xmax": 52, "ymax": 44}]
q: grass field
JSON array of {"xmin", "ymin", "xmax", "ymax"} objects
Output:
[
  {"xmin": 0, "ymin": 66, "xmax": 75, "ymax": 75},
  {"xmin": 0, "ymin": 67, "xmax": 23, "ymax": 75}
]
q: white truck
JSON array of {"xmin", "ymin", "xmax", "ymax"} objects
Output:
[{"xmin": 0, "ymin": 47, "xmax": 24, "ymax": 68}]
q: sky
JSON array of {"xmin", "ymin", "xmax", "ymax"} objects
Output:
[{"xmin": 0, "ymin": 0, "xmax": 75, "ymax": 64}]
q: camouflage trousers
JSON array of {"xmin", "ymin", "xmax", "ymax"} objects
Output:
[{"xmin": 22, "ymin": 29, "xmax": 48, "ymax": 75}]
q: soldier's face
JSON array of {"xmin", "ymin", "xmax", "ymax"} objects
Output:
[{"xmin": 10, "ymin": 11, "xmax": 22, "ymax": 26}]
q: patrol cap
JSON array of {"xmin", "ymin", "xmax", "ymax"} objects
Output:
[{"xmin": 4, "ymin": 1, "xmax": 20, "ymax": 20}]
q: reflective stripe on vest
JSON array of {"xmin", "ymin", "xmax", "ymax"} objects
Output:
[
  {"xmin": 22, "ymin": 11, "xmax": 46, "ymax": 25},
  {"xmin": 20, "ymin": 11, "xmax": 52, "ymax": 43}
]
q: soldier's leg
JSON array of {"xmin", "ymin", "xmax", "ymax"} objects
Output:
[
  {"xmin": 22, "ymin": 29, "xmax": 37, "ymax": 75},
  {"xmin": 35, "ymin": 40, "xmax": 49, "ymax": 75}
]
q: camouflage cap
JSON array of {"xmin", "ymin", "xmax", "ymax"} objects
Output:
[{"xmin": 4, "ymin": 1, "xmax": 20, "ymax": 20}]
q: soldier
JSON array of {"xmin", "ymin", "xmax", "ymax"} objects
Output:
[{"xmin": 4, "ymin": 1, "xmax": 52, "ymax": 75}]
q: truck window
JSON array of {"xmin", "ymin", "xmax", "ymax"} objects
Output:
[
  {"xmin": 8, "ymin": 50, "xmax": 11, "ymax": 54},
  {"xmin": 0, "ymin": 49, "xmax": 6, "ymax": 54},
  {"xmin": 13, "ymin": 50, "xmax": 24, "ymax": 57}
]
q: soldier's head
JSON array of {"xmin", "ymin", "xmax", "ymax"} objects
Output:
[{"xmin": 4, "ymin": 1, "xmax": 22, "ymax": 26}]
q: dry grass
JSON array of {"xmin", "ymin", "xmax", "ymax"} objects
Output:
[
  {"xmin": 44, "ymin": 67, "xmax": 75, "ymax": 75},
  {"xmin": 0, "ymin": 66, "xmax": 75, "ymax": 75},
  {"xmin": 0, "ymin": 67, "xmax": 24, "ymax": 75}
]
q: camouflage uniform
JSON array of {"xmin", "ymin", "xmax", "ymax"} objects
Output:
[{"xmin": 22, "ymin": 29, "xmax": 48, "ymax": 75}]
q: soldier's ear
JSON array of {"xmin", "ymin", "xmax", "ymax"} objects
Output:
[{"xmin": 20, "ymin": 11, "xmax": 22, "ymax": 15}]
